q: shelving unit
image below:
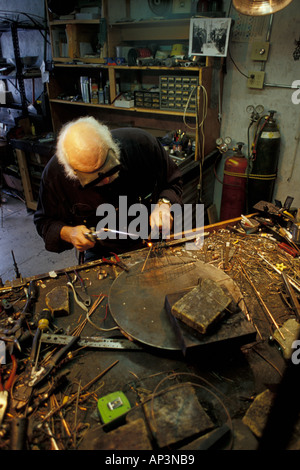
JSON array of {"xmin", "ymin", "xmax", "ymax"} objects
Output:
[
  {"xmin": 0, "ymin": 22, "xmax": 42, "ymax": 116},
  {"xmin": 46, "ymin": 0, "xmax": 223, "ymax": 160}
]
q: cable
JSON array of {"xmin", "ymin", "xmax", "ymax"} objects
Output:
[{"xmin": 228, "ymin": 46, "xmax": 249, "ymax": 79}]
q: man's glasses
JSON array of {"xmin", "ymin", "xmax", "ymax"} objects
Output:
[{"xmin": 73, "ymin": 149, "xmax": 121, "ymax": 188}]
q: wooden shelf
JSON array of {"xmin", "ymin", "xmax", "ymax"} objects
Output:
[
  {"xmin": 49, "ymin": 97, "xmax": 197, "ymax": 117},
  {"xmin": 45, "ymin": 0, "xmax": 222, "ymax": 159},
  {"xmin": 49, "ymin": 19, "xmax": 101, "ymax": 26},
  {"xmin": 53, "ymin": 62, "xmax": 204, "ymax": 72},
  {"xmin": 108, "ymin": 18, "xmax": 191, "ymax": 42}
]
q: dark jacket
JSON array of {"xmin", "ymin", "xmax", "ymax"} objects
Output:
[{"xmin": 34, "ymin": 127, "xmax": 183, "ymax": 255}]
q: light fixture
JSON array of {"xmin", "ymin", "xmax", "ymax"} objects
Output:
[{"xmin": 232, "ymin": 0, "xmax": 293, "ymax": 16}]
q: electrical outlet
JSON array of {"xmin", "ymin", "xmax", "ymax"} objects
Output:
[
  {"xmin": 247, "ymin": 71, "xmax": 265, "ymax": 89},
  {"xmin": 251, "ymin": 41, "xmax": 270, "ymax": 61}
]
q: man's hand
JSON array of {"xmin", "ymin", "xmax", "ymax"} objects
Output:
[
  {"xmin": 60, "ymin": 225, "xmax": 95, "ymax": 251},
  {"xmin": 150, "ymin": 202, "xmax": 173, "ymax": 239}
]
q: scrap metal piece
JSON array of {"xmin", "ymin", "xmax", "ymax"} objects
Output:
[
  {"xmin": 40, "ymin": 333, "xmax": 142, "ymax": 350},
  {"xmin": 45, "ymin": 286, "xmax": 70, "ymax": 316},
  {"xmin": 143, "ymin": 384, "xmax": 214, "ymax": 448},
  {"xmin": 108, "ymin": 257, "xmax": 256, "ymax": 351},
  {"xmin": 171, "ymin": 278, "xmax": 231, "ymax": 335}
]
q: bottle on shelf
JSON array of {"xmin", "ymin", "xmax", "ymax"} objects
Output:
[
  {"xmin": 104, "ymin": 80, "xmax": 110, "ymax": 104},
  {"xmin": 98, "ymin": 86, "xmax": 104, "ymax": 104}
]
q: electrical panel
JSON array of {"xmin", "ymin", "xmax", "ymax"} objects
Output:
[
  {"xmin": 247, "ymin": 71, "xmax": 265, "ymax": 89},
  {"xmin": 251, "ymin": 41, "xmax": 270, "ymax": 61}
]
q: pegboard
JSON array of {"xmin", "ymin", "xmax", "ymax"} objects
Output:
[{"xmin": 231, "ymin": 10, "xmax": 269, "ymax": 43}]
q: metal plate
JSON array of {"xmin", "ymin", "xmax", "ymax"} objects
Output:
[{"xmin": 108, "ymin": 256, "xmax": 252, "ymax": 350}]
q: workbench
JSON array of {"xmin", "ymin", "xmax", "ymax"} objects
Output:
[{"xmin": 0, "ymin": 216, "xmax": 300, "ymax": 452}]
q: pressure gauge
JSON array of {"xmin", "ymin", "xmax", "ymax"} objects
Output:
[
  {"xmin": 224, "ymin": 136, "xmax": 232, "ymax": 145},
  {"xmin": 216, "ymin": 137, "xmax": 223, "ymax": 146},
  {"xmin": 246, "ymin": 105, "xmax": 254, "ymax": 114},
  {"xmin": 255, "ymin": 104, "xmax": 264, "ymax": 114}
]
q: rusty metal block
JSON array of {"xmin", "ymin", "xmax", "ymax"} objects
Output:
[{"xmin": 143, "ymin": 384, "xmax": 214, "ymax": 448}]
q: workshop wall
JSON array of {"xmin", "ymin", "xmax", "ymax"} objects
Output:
[{"xmin": 215, "ymin": 0, "xmax": 299, "ymax": 217}]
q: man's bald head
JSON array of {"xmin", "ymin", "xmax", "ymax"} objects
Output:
[
  {"xmin": 56, "ymin": 117, "xmax": 120, "ymax": 180},
  {"xmin": 63, "ymin": 120, "xmax": 108, "ymax": 172}
]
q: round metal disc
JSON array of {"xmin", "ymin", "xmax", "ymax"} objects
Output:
[{"xmin": 108, "ymin": 256, "xmax": 245, "ymax": 350}]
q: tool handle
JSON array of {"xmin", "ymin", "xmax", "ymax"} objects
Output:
[
  {"xmin": 50, "ymin": 335, "xmax": 79, "ymax": 367},
  {"xmin": 30, "ymin": 328, "xmax": 41, "ymax": 362},
  {"xmin": 22, "ymin": 280, "xmax": 38, "ymax": 314},
  {"xmin": 4, "ymin": 355, "xmax": 17, "ymax": 391},
  {"xmin": 278, "ymin": 242, "xmax": 297, "ymax": 257}
]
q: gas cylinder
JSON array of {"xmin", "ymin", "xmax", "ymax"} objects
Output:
[
  {"xmin": 220, "ymin": 142, "xmax": 248, "ymax": 221},
  {"xmin": 247, "ymin": 110, "xmax": 281, "ymax": 211}
]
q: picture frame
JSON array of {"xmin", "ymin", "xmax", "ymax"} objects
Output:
[{"xmin": 189, "ymin": 17, "xmax": 232, "ymax": 57}]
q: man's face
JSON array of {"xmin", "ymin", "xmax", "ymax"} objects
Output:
[{"xmin": 73, "ymin": 149, "xmax": 121, "ymax": 188}]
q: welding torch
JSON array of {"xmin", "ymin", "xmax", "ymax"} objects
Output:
[{"xmin": 84, "ymin": 227, "xmax": 140, "ymax": 243}]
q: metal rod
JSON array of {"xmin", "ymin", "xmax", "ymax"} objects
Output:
[
  {"xmin": 41, "ymin": 360, "xmax": 119, "ymax": 422},
  {"xmin": 141, "ymin": 243, "xmax": 153, "ymax": 273},
  {"xmin": 240, "ymin": 262, "xmax": 285, "ymax": 339},
  {"xmin": 258, "ymin": 254, "xmax": 300, "ymax": 293}
]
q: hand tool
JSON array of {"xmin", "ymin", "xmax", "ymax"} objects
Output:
[
  {"xmin": 278, "ymin": 242, "xmax": 298, "ymax": 258},
  {"xmin": 73, "ymin": 270, "xmax": 92, "ymax": 306},
  {"xmin": 23, "ymin": 280, "xmax": 39, "ymax": 313},
  {"xmin": 0, "ymin": 354, "xmax": 17, "ymax": 425},
  {"xmin": 282, "ymin": 273, "xmax": 300, "ymax": 322},
  {"xmin": 40, "ymin": 332, "xmax": 142, "ymax": 350},
  {"xmin": 84, "ymin": 227, "xmax": 139, "ymax": 243},
  {"xmin": 28, "ymin": 335, "xmax": 79, "ymax": 388},
  {"xmin": 2, "ymin": 280, "xmax": 39, "ymax": 341},
  {"xmin": 102, "ymin": 252, "xmax": 129, "ymax": 272},
  {"xmin": 0, "ymin": 335, "xmax": 21, "ymax": 352},
  {"xmin": 11, "ymin": 325, "xmax": 44, "ymax": 409},
  {"xmin": 65, "ymin": 272, "xmax": 89, "ymax": 311}
]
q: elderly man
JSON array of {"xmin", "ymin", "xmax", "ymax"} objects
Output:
[{"xmin": 34, "ymin": 117, "xmax": 183, "ymax": 261}]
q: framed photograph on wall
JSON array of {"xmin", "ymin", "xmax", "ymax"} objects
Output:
[{"xmin": 189, "ymin": 18, "xmax": 232, "ymax": 57}]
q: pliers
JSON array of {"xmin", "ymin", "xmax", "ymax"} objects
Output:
[
  {"xmin": 0, "ymin": 354, "xmax": 17, "ymax": 425},
  {"xmin": 102, "ymin": 252, "xmax": 129, "ymax": 272}
]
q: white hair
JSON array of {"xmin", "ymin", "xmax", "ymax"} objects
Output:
[{"xmin": 56, "ymin": 116, "xmax": 121, "ymax": 180}]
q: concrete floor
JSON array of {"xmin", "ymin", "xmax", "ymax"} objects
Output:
[{"xmin": 0, "ymin": 192, "xmax": 76, "ymax": 284}]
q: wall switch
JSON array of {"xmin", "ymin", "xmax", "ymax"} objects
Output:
[
  {"xmin": 172, "ymin": 0, "xmax": 192, "ymax": 14},
  {"xmin": 247, "ymin": 71, "xmax": 265, "ymax": 89},
  {"xmin": 251, "ymin": 41, "xmax": 270, "ymax": 61}
]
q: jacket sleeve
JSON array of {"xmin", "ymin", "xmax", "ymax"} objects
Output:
[{"xmin": 34, "ymin": 159, "xmax": 74, "ymax": 253}]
